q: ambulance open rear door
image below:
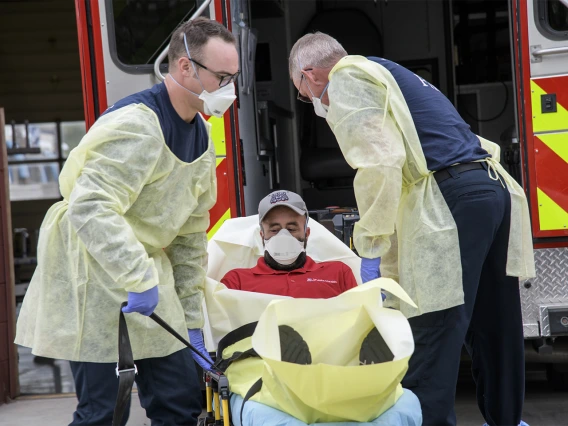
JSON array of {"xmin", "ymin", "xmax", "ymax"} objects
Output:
[
  {"xmin": 74, "ymin": 0, "xmax": 245, "ymax": 236},
  {"xmin": 512, "ymin": 0, "xmax": 568, "ymax": 357}
]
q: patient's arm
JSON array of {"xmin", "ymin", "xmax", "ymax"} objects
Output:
[{"xmin": 220, "ymin": 270, "xmax": 242, "ymax": 290}]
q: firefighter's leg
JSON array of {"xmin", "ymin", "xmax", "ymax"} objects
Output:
[
  {"xmin": 465, "ymin": 186, "xmax": 525, "ymax": 426},
  {"xmin": 134, "ymin": 347, "xmax": 202, "ymax": 426},
  {"xmin": 402, "ymin": 168, "xmax": 511, "ymax": 426},
  {"xmin": 69, "ymin": 361, "xmax": 130, "ymax": 426},
  {"xmin": 402, "ymin": 307, "xmax": 468, "ymax": 426}
]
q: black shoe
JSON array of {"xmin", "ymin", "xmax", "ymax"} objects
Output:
[{"xmin": 33, "ymin": 355, "xmax": 55, "ymax": 365}]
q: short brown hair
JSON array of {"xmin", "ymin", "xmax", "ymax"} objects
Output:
[{"xmin": 168, "ymin": 17, "xmax": 236, "ymax": 67}]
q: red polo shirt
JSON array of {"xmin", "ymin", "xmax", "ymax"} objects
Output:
[{"xmin": 220, "ymin": 256, "xmax": 358, "ymax": 298}]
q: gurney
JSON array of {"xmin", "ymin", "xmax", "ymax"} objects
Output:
[
  {"xmin": 115, "ymin": 297, "xmax": 422, "ymax": 426},
  {"xmin": 113, "ymin": 215, "xmax": 422, "ymax": 426},
  {"xmin": 199, "ymin": 215, "xmax": 423, "ymax": 426}
]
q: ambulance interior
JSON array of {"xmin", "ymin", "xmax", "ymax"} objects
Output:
[
  {"xmin": 0, "ymin": 0, "xmax": 536, "ymax": 398},
  {"xmin": 237, "ymin": 0, "xmax": 519, "ymax": 248}
]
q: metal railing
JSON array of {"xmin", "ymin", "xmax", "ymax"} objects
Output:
[{"xmin": 153, "ymin": 0, "xmax": 213, "ymax": 82}]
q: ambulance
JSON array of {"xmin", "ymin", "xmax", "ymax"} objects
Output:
[{"xmin": 1, "ymin": 0, "xmax": 567, "ymax": 401}]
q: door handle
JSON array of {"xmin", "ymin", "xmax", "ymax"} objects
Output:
[{"xmin": 531, "ymin": 45, "xmax": 568, "ymax": 63}]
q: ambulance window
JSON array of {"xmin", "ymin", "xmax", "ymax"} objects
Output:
[
  {"xmin": 537, "ymin": 0, "xmax": 568, "ymax": 39},
  {"xmin": 108, "ymin": 0, "xmax": 199, "ymax": 71},
  {"xmin": 548, "ymin": 0, "xmax": 568, "ymax": 31}
]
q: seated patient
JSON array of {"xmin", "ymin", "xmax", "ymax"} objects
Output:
[{"xmin": 221, "ymin": 190, "xmax": 358, "ymax": 297}]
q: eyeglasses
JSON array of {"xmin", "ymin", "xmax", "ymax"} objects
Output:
[
  {"xmin": 189, "ymin": 58, "xmax": 240, "ymax": 88},
  {"xmin": 296, "ymin": 74, "xmax": 312, "ymax": 103}
]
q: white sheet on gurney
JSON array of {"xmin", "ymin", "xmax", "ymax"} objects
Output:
[{"xmin": 230, "ymin": 389, "xmax": 422, "ymax": 426}]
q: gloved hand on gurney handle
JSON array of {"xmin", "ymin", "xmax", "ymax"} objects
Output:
[
  {"xmin": 188, "ymin": 328, "xmax": 214, "ymax": 371},
  {"xmin": 122, "ymin": 285, "xmax": 159, "ymax": 316},
  {"xmin": 360, "ymin": 257, "xmax": 386, "ymax": 301}
]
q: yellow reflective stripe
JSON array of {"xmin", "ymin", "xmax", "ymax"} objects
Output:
[
  {"xmin": 206, "ymin": 114, "xmax": 230, "ymax": 240},
  {"xmin": 538, "ymin": 132, "xmax": 568, "ymax": 164},
  {"xmin": 531, "ymin": 80, "xmax": 568, "ymax": 133},
  {"xmin": 537, "ymin": 188, "xmax": 568, "ymax": 231},
  {"xmin": 207, "ymin": 208, "xmax": 231, "ymax": 239},
  {"xmin": 208, "ymin": 116, "xmax": 226, "ymax": 156}
]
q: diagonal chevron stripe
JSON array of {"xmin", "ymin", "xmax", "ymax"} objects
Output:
[
  {"xmin": 537, "ymin": 188, "xmax": 568, "ymax": 231},
  {"xmin": 208, "ymin": 115, "xmax": 227, "ymax": 156},
  {"xmin": 534, "ymin": 75, "xmax": 568, "ymax": 114},
  {"xmin": 207, "ymin": 158, "xmax": 231, "ymax": 237},
  {"xmin": 535, "ymin": 135, "xmax": 568, "ymax": 231},
  {"xmin": 207, "ymin": 209, "xmax": 231, "ymax": 239},
  {"xmin": 531, "ymin": 80, "xmax": 568, "ymax": 133},
  {"xmin": 538, "ymin": 132, "xmax": 568, "ymax": 164}
]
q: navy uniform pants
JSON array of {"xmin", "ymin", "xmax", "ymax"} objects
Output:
[
  {"xmin": 69, "ymin": 347, "xmax": 202, "ymax": 426},
  {"xmin": 401, "ymin": 167, "xmax": 525, "ymax": 426}
]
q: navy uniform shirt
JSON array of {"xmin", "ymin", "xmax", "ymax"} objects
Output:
[
  {"xmin": 368, "ymin": 57, "xmax": 489, "ymax": 171},
  {"xmin": 102, "ymin": 82, "xmax": 207, "ymax": 163}
]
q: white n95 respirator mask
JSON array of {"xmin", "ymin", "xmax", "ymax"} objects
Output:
[
  {"xmin": 308, "ymin": 81, "xmax": 330, "ymax": 119},
  {"xmin": 167, "ymin": 33, "xmax": 237, "ymax": 118},
  {"xmin": 168, "ymin": 75, "xmax": 236, "ymax": 119},
  {"xmin": 198, "ymin": 82, "xmax": 236, "ymax": 118},
  {"xmin": 312, "ymin": 97, "xmax": 329, "ymax": 118},
  {"xmin": 264, "ymin": 229, "xmax": 306, "ymax": 265}
]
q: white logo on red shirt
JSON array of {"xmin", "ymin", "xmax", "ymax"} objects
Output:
[{"xmin": 306, "ymin": 278, "xmax": 337, "ymax": 284}]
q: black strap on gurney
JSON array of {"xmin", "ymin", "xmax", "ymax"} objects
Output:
[
  {"xmin": 112, "ymin": 303, "xmax": 220, "ymax": 426},
  {"xmin": 112, "ymin": 303, "xmax": 137, "ymax": 426}
]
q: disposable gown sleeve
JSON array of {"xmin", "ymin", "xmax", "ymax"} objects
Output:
[
  {"xmin": 67, "ymin": 110, "xmax": 164, "ymax": 293},
  {"xmin": 327, "ymin": 66, "xmax": 406, "ymax": 259},
  {"xmin": 165, "ymin": 159, "xmax": 217, "ymax": 329}
]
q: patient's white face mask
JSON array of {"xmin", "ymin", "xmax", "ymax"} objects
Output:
[{"xmin": 264, "ymin": 229, "xmax": 306, "ymax": 265}]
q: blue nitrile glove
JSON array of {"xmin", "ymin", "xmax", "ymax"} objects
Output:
[
  {"xmin": 188, "ymin": 328, "xmax": 214, "ymax": 371},
  {"xmin": 361, "ymin": 257, "xmax": 381, "ymax": 283},
  {"xmin": 121, "ymin": 285, "xmax": 159, "ymax": 316}
]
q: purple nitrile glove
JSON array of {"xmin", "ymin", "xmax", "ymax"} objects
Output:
[
  {"xmin": 361, "ymin": 258, "xmax": 386, "ymax": 301},
  {"xmin": 121, "ymin": 285, "xmax": 159, "ymax": 316},
  {"xmin": 188, "ymin": 328, "xmax": 214, "ymax": 371},
  {"xmin": 361, "ymin": 257, "xmax": 381, "ymax": 283}
]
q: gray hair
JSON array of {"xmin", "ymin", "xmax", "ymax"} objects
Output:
[{"xmin": 288, "ymin": 32, "xmax": 347, "ymax": 81}]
